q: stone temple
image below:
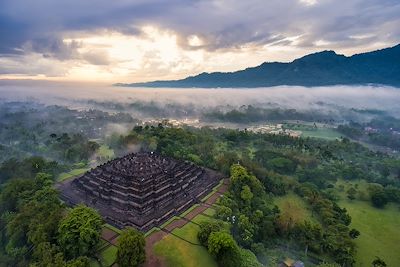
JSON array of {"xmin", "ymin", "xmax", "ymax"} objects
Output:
[{"xmin": 59, "ymin": 152, "xmax": 222, "ymax": 231}]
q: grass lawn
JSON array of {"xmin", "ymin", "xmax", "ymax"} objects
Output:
[
  {"xmin": 275, "ymin": 193, "xmax": 317, "ymax": 224},
  {"xmin": 285, "ymin": 123, "xmax": 341, "ymax": 140},
  {"xmin": 99, "ymin": 245, "xmax": 118, "ymax": 267},
  {"xmin": 202, "ymin": 208, "xmax": 216, "ymax": 217},
  {"xmin": 153, "ymin": 209, "xmax": 218, "ymax": 267},
  {"xmin": 334, "ymin": 180, "xmax": 400, "ymax": 266},
  {"xmin": 339, "ymin": 199, "xmax": 400, "ymax": 267},
  {"xmin": 300, "ymin": 128, "xmax": 342, "ymax": 140},
  {"xmin": 154, "ymin": 234, "xmax": 217, "ymax": 267},
  {"xmin": 57, "ymin": 168, "xmax": 89, "ymax": 182},
  {"xmin": 192, "ymin": 213, "xmax": 217, "ymax": 224}
]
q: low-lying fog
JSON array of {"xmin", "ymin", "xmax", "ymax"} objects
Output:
[{"xmin": 1, "ymin": 80, "xmax": 400, "ymax": 121}]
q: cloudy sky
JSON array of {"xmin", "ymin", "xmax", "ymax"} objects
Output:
[{"xmin": 0, "ymin": 0, "xmax": 399, "ymax": 83}]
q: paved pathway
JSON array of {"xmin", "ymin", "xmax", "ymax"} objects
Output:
[{"xmin": 143, "ymin": 178, "xmax": 229, "ymax": 267}]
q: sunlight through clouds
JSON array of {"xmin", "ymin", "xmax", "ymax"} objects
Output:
[{"xmin": 0, "ymin": 0, "xmax": 398, "ymax": 82}]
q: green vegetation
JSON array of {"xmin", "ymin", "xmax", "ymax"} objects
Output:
[
  {"xmin": 96, "ymin": 144, "xmax": 115, "ymax": 162},
  {"xmin": 204, "ymin": 106, "xmax": 329, "ymax": 123},
  {"xmin": 300, "ymin": 128, "xmax": 342, "ymax": 140},
  {"xmin": 285, "ymin": 123, "xmax": 342, "ymax": 140},
  {"xmin": 116, "ymin": 228, "xmax": 145, "ymax": 267},
  {"xmin": 1, "ymin": 100, "xmax": 400, "ymax": 267},
  {"xmin": 339, "ymin": 200, "xmax": 400, "ymax": 267},
  {"xmin": 153, "ymin": 208, "xmax": 219, "ymax": 267},
  {"xmin": 0, "ymin": 174, "xmax": 101, "ymax": 266},
  {"xmin": 275, "ymin": 193, "xmax": 316, "ymax": 224},
  {"xmin": 57, "ymin": 167, "xmax": 90, "ymax": 182},
  {"xmin": 338, "ymin": 117, "xmax": 400, "ymax": 150},
  {"xmin": 154, "ymin": 231, "xmax": 218, "ymax": 267},
  {"xmin": 58, "ymin": 205, "xmax": 103, "ymax": 259},
  {"xmin": 0, "ymin": 156, "xmax": 66, "ymax": 184},
  {"xmin": 99, "ymin": 245, "xmax": 117, "ymax": 267},
  {"xmin": 105, "ymin": 123, "xmax": 400, "ymax": 266}
]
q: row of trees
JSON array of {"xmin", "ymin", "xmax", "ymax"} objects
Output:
[{"xmin": 294, "ymin": 184, "xmax": 357, "ymax": 265}]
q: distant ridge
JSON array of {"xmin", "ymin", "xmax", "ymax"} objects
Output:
[{"xmin": 116, "ymin": 44, "xmax": 400, "ymax": 88}]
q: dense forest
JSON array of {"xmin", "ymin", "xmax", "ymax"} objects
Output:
[{"xmin": 0, "ymin": 101, "xmax": 399, "ymax": 266}]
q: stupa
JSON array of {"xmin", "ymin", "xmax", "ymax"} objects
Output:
[{"xmin": 59, "ymin": 152, "xmax": 222, "ymax": 231}]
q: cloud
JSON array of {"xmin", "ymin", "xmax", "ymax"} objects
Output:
[
  {"xmin": 81, "ymin": 50, "xmax": 111, "ymax": 66},
  {"xmin": 0, "ymin": 0, "xmax": 399, "ymax": 80}
]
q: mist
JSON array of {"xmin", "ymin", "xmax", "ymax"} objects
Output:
[{"xmin": 1, "ymin": 80, "xmax": 400, "ymax": 123}]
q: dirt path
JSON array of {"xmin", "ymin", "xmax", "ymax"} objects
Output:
[{"xmin": 143, "ymin": 179, "xmax": 229, "ymax": 267}]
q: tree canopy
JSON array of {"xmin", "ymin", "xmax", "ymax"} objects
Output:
[
  {"xmin": 116, "ymin": 227, "xmax": 146, "ymax": 267},
  {"xmin": 58, "ymin": 205, "xmax": 103, "ymax": 259}
]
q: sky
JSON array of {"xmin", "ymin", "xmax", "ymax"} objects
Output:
[{"xmin": 0, "ymin": 0, "xmax": 399, "ymax": 83}]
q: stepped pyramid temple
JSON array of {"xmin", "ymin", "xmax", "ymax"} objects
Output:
[{"xmin": 59, "ymin": 152, "xmax": 222, "ymax": 231}]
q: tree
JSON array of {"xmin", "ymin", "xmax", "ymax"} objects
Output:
[
  {"xmin": 58, "ymin": 205, "xmax": 103, "ymax": 259},
  {"xmin": 237, "ymin": 214, "xmax": 254, "ymax": 246},
  {"xmin": 197, "ymin": 221, "xmax": 225, "ymax": 247},
  {"xmin": 208, "ymin": 231, "xmax": 241, "ymax": 267},
  {"xmin": 372, "ymin": 256, "xmax": 387, "ymax": 267},
  {"xmin": 239, "ymin": 248, "xmax": 262, "ymax": 267},
  {"xmin": 267, "ymin": 157, "xmax": 296, "ymax": 174},
  {"xmin": 65, "ymin": 257, "xmax": 90, "ymax": 267},
  {"xmin": 240, "ymin": 185, "xmax": 253, "ymax": 203},
  {"xmin": 371, "ymin": 191, "xmax": 388, "ymax": 208},
  {"xmin": 293, "ymin": 221, "xmax": 322, "ymax": 256},
  {"xmin": 215, "ymin": 206, "xmax": 232, "ymax": 221},
  {"xmin": 208, "ymin": 231, "xmax": 236, "ymax": 257},
  {"xmin": 347, "ymin": 187, "xmax": 357, "ymax": 201},
  {"xmin": 349, "ymin": 228, "xmax": 360, "ymax": 239},
  {"xmin": 31, "ymin": 242, "xmax": 65, "ymax": 267},
  {"xmin": 0, "ymin": 178, "xmax": 34, "ymax": 213},
  {"xmin": 116, "ymin": 228, "xmax": 145, "ymax": 267},
  {"xmin": 2, "ymin": 174, "xmax": 63, "ymax": 264}
]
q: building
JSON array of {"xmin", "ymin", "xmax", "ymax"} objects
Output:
[{"xmin": 58, "ymin": 152, "xmax": 222, "ymax": 231}]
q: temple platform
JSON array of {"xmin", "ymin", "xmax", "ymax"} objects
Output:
[{"xmin": 58, "ymin": 152, "xmax": 223, "ymax": 231}]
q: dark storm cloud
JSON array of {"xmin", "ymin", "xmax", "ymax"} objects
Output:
[{"xmin": 0, "ymin": 0, "xmax": 399, "ymax": 60}]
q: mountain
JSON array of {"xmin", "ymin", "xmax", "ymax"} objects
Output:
[{"xmin": 117, "ymin": 44, "xmax": 400, "ymax": 88}]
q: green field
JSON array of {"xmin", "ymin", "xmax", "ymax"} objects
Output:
[
  {"xmin": 153, "ymin": 210, "xmax": 218, "ymax": 267},
  {"xmin": 339, "ymin": 198, "xmax": 400, "ymax": 266},
  {"xmin": 334, "ymin": 180, "xmax": 400, "ymax": 266},
  {"xmin": 57, "ymin": 167, "xmax": 89, "ymax": 181},
  {"xmin": 300, "ymin": 128, "xmax": 341, "ymax": 140},
  {"xmin": 285, "ymin": 123, "xmax": 342, "ymax": 141}
]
